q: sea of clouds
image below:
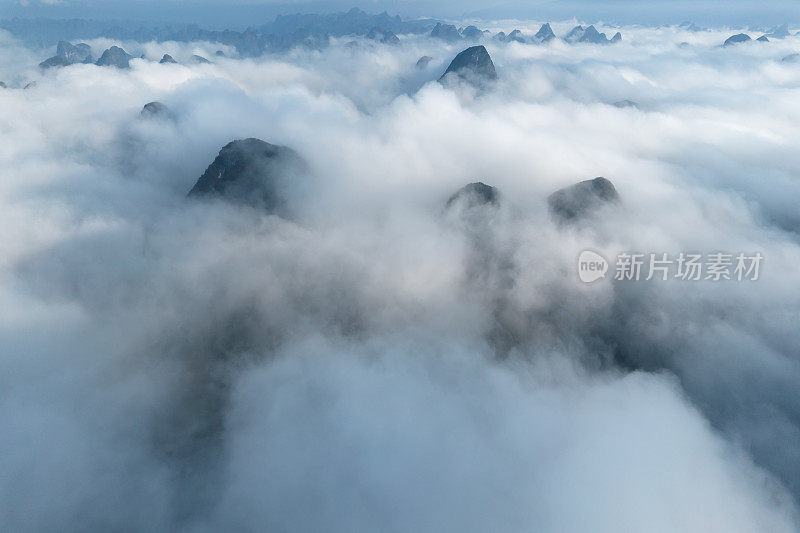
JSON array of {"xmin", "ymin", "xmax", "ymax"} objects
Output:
[{"xmin": 1, "ymin": 21, "xmax": 800, "ymax": 532}]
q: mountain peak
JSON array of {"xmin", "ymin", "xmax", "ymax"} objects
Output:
[
  {"xmin": 534, "ymin": 23, "xmax": 556, "ymax": 43},
  {"xmin": 439, "ymin": 45, "xmax": 497, "ymax": 85},
  {"xmin": 723, "ymin": 33, "xmax": 751, "ymax": 46},
  {"xmin": 446, "ymin": 182, "xmax": 500, "ymax": 210},
  {"xmin": 188, "ymin": 138, "xmax": 308, "ymax": 213},
  {"xmin": 96, "ymin": 45, "xmax": 133, "ymax": 68},
  {"xmin": 548, "ymin": 177, "xmax": 619, "ymax": 222}
]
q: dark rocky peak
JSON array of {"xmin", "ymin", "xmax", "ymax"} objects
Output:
[
  {"xmin": 439, "ymin": 45, "xmax": 497, "ymax": 86},
  {"xmin": 431, "ymin": 22, "xmax": 461, "ymax": 42},
  {"xmin": 55, "ymin": 40, "xmax": 72, "ymax": 56},
  {"xmin": 215, "ymin": 50, "xmax": 226, "ymax": 57},
  {"xmin": 461, "ymin": 25, "xmax": 483, "ymax": 41},
  {"xmin": 366, "ymin": 27, "xmax": 400, "ymax": 45},
  {"xmin": 493, "ymin": 29, "xmax": 524, "ymax": 43},
  {"xmin": 507, "ymin": 29, "xmax": 526, "ymax": 43},
  {"xmin": 548, "ymin": 177, "xmax": 619, "ymax": 222},
  {"xmin": 39, "ymin": 55, "xmax": 71, "ymax": 69},
  {"xmin": 416, "ymin": 55, "xmax": 433, "ymax": 68},
  {"xmin": 192, "ymin": 54, "xmax": 211, "ymax": 64},
  {"xmin": 40, "ymin": 40, "xmax": 92, "ymax": 68},
  {"xmin": 382, "ymin": 32, "xmax": 401, "ymax": 46},
  {"xmin": 723, "ymin": 34, "xmax": 751, "ymax": 46},
  {"xmin": 0, "ymin": 81, "xmax": 6, "ymax": 89},
  {"xmin": 57, "ymin": 41, "xmax": 92, "ymax": 63},
  {"xmin": 757, "ymin": 35, "xmax": 769, "ymax": 42},
  {"xmin": 95, "ymin": 46, "xmax": 133, "ymax": 68},
  {"xmin": 534, "ymin": 23, "xmax": 556, "ymax": 43},
  {"xmin": 564, "ymin": 26, "xmax": 621, "ymax": 46},
  {"xmin": 564, "ymin": 25, "xmax": 585, "ymax": 43},
  {"xmin": 577, "ymin": 26, "xmax": 621, "ymax": 44},
  {"xmin": 382, "ymin": 31, "xmax": 401, "ymax": 45},
  {"xmin": 188, "ymin": 138, "xmax": 308, "ymax": 213},
  {"xmin": 140, "ymin": 101, "xmax": 173, "ymax": 119},
  {"xmin": 160, "ymin": 54, "xmax": 177, "ymax": 64},
  {"xmin": 446, "ymin": 182, "xmax": 500, "ymax": 210},
  {"xmin": 578, "ymin": 25, "xmax": 608, "ymax": 44}
]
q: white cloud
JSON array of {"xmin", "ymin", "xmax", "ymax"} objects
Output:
[{"xmin": 1, "ymin": 25, "xmax": 800, "ymax": 531}]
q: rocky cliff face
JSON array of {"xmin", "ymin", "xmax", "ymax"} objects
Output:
[
  {"xmin": 39, "ymin": 40, "xmax": 93, "ymax": 69},
  {"xmin": 430, "ymin": 22, "xmax": 461, "ymax": 42},
  {"xmin": 547, "ymin": 177, "xmax": 619, "ymax": 222},
  {"xmin": 724, "ymin": 33, "xmax": 752, "ymax": 46},
  {"xmin": 95, "ymin": 46, "xmax": 134, "ymax": 68},
  {"xmin": 446, "ymin": 182, "xmax": 500, "ymax": 210},
  {"xmin": 188, "ymin": 138, "xmax": 308, "ymax": 213},
  {"xmin": 439, "ymin": 45, "xmax": 497, "ymax": 86},
  {"xmin": 534, "ymin": 23, "xmax": 556, "ymax": 43}
]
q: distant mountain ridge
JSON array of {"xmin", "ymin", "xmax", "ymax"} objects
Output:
[
  {"xmin": 9, "ymin": 8, "xmax": 627, "ymax": 65},
  {"xmin": 0, "ymin": 8, "xmax": 438, "ymax": 54}
]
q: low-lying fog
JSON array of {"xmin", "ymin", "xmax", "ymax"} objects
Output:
[{"xmin": 1, "ymin": 22, "xmax": 799, "ymax": 532}]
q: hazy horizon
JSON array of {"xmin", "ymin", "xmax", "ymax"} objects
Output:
[{"xmin": 1, "ymin": 0, "xmax": 799, "ymax": 29}]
